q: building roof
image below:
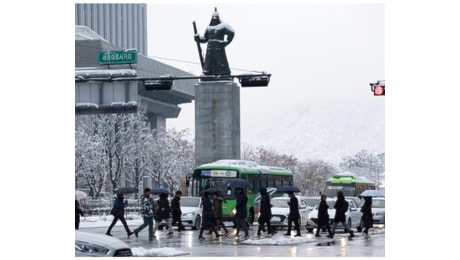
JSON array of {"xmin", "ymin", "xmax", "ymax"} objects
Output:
[{"xmin": 75, "ymin": 26, "xmax": 195, "ymax": 117}]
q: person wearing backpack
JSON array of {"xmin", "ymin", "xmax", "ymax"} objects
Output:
[{"xmin": 328, "ymin": 190, "xmax": 354, "ymax": 239}]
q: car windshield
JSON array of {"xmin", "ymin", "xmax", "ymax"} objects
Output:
[
  {"xmin": 305, "ymin": 198, "xmax": 320, "ymax": 207},
  {"xmin": 271, "ymin": 199, "xmax": 289, "ymax": 208},
  {"xmin": 181, "ymin": 197, "xmax": 200, "ymax": 207}
]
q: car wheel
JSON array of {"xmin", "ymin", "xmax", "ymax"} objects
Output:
[
  {"xmin": 193, "ymin": 215, "xmax": 201, "ymax": 230},
  {"xmin": 307, "ymin": 227, "xmax": 313, "ymax": 233}
]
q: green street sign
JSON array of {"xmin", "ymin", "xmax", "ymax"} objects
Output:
[{"xmin": 98, "ymin": 49, "xmax": 137, "ymax": 65}]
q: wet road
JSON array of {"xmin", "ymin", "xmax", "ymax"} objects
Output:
[{"xmin": 80, "ymin": 224, "xmax": 385, "ymax": 257}]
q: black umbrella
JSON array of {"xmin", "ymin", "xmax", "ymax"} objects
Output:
[
  {"xmin": 115, "ymin": 187, "xmax": 138, "ymax": 195},
  {"xmin": 225, "ymin": 179, "xmax": 252, "ymax": 189},
  {"xmin": 151, "ymin": 188, "xmax": 170, "ymax": 195},
  {"xmin": 200, "ymin": 188, "xmax": 218, "ymax": 195},
  {"xmin": 276, "ymin": 186, "xmax": 301, "ymax": 193}
]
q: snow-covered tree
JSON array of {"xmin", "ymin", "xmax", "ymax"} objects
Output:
[
  {"xmin": 146, "ymin": 129, "xmax": 194, "ymax": 193},
  {"xmin": 294, "ymin": 160, "xmax": 337, "ymax": 196},
  {"xmin": 340, "ymin": 149, "xmax": 385, "ymax": 188}
]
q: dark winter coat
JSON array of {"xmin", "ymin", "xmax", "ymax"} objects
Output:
[
  {"xmin": 235, "ymin": 193, "xmax": 248, "ymax": 218},
  {"xmin": 76, "ymin": 200, "xmax": 84, "ymax": 218},
  {"xmin": 258, "ymin": 192, "xmax": 272, "ymax": 223},
  {"xmin": 112, "ymin": 196, "xmax": 126, "ymax": 218},
  {"xmin": 201, "ymin": 195, "xmax": 216, "ymax": 227},
  {"xmin": 361, "ymin": 199, "xmax": 373, "ymax": 228},
  {"xmin": 171, "ymin": 196, "xmax": 182, "ymax": 217},
  {"xmin": 155, "ymin": 195, "xmax": 171, "ymax": 221},
  {"xmin": 317, "ymin": 200, "xmax": 330, "ymax": 226},
  {"xmin": 333, "ymin": 198, "xmax": 349, "ymax": 223},
  {"xmin": 288, "ymin": 196, "xmax": 300, "ymax": 220},
  {"xmin": 75, "ymin": 200, "xmax": 84, "ymax": 229},
  {"xmin": 212, "ymin": 196, "xmax": 224, "ymax": 219}
]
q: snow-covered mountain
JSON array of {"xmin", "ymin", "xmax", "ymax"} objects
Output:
[{"xmin": 241, "ymin": 99, "xmax": 385, "ymax": 164}]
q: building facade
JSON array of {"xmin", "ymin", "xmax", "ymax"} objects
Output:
[{"xmin": 75, "ymin": 3, "xmax": 148, "ymax": 55}]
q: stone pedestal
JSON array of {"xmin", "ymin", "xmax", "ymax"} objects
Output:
[{"xmin": 195, "ymin": 81, "xmax": 240, "ymax": 166}]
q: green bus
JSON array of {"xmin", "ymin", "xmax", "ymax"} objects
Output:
[
  {"xmin": 324, "ymin": 172, "xmax": 375, "ymax": 197},
  {"xmin": 187, "ymin": 160, "xmax": 294, "ymax": 223}
]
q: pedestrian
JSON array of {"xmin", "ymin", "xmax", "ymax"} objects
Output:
[
  {"xmin": 360, "ymin": 196, "xmax": 373, "ymax": 238},
  {"xmin": 153, "ymin": 193, "xmax": 173, "ymax": 237},
  {"xmin": 234, "ymin": 187, "xmax": 250, "ymax": 239},
  {"xmin": 198, "ymin": 191, "xmax": 221, "ymax": 240},
  {"xmin": 212, "ymin": 191, "xmax": 229, "ymax": 236},
  {"xmin": 257, "ymin": 187, "xmax": 276, "ymax": 237},
  {"xmin": 328, "ymin": 190, "xmax": 355, "ymax": 239},
  {"xmin": 171, "ymin": 190, "xmax": 185, "ymax": 232},
  {"xmin": 133, "ymin": 188, "xmax": 155, "ymax": 240},
  {"xmin": 75, "ymin": 199, "xmax": 84, "ymax": 230},
  {"xmin": 194, "ymin": 7, "xmax": 235, "ymax": 77},
  {"xmin": 315, "ymin": 194, "xmax": 333, "ymax": 237},
  {"xmin": 106, "ymin": 194, "xmax": 134, "ymax": 238},
  {"xmin": 284, "ymin": 191, "xmax": 301, "ymax": 237}
]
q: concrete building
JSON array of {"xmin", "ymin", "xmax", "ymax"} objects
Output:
[
  {"xmin": 75, "ymin": 4, "xmax": 195, "ymax": 129},
  {"xmin": 75, "ymin": 3, "xmax": 148, "ymax": 55}
]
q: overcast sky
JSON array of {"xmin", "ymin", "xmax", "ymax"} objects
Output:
[{"xmin": 146, "ymin": 3, "xmax": 385, "ymax": 162}]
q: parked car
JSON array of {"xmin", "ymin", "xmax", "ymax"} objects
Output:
[
  {"xmin": 270, "ymin": 196, "xmax": 314, "ymax": 229},
  {"xmin": 361, "ymin": 197, "xmax": 385, "ymax": 227},
  {"xmin": 157, "ymin": 196, "xmax": 202, "ymax": 230},
  {"xmin": 306, "ymin": 197, "xmax": 363, "ymax": 233},
  {"xmin": 75, "ymin": 231, "xmax": 132, "ymax": 257}
]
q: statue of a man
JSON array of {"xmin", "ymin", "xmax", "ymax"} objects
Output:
[{"xmin": 195, "ymin": 8, "xmax": 234, "ymax": 77}]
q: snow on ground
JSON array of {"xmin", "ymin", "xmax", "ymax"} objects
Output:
[
  {"xmin": 131, "ymin": 247, "xmax": 189, "ymax": 257},
  {"xmin": 79, "ymin": 214, "xmax": 384, "ymax": 252}
]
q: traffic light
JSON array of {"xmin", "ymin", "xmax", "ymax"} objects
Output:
[
  {"xmin": 144, "ymin": 75, "xmax": 173, "ymax": 90},
  {"xmin": 239, "ymin": 74, "xmax": 271, "ymax": 87},
  {"xmin": 370, "ymin": 80, "xmax": 385, "ymax": 96}
]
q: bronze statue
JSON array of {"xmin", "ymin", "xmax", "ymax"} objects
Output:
[{"xmin": 194, "ymin": 8, "xmax": 234, "ymax": 78}]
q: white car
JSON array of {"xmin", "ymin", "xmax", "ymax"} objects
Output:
[
  {"xmin": 75, "ymin": 231, "xmax": 132, "ymax": 257},
  {"xmin": 157, "ymin": 196, "xmax": 202, "ymax": 230},
  {"xmin": 179, "ymin": 196, "xmax": 202, "ymax": 230},
  {"xmin": 306, "ymin": 198, "xmax": 363, "ymax": 233},
  {"xmin": 269, "ymin": 196, "xmax": 313, "ymax": 229}
]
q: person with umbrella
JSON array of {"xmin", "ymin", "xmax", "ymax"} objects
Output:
[
  {"xmin": 315, "ymin": 194, "xmax": 333, "ymax": 238},
  {"xmin": 360, "ymin": 196, "xmax": 373, "ymax": 238},
  {"xmin": 328, "ymin": 190, "xmax": 354, "ymax": 239},
  {"xmin": 284, "ymin": 191, "xmax": 301, "ymax": 237},
  {"xmin": 106, "ymin": 194, "xmax": 134, "ymax": 238},
  {"xmin": 198, "ymin": 191, "xmax": 221, "ymax": 240},
  {"xmin": 153, "ymin": 193, "xmax": 173, "ymax": 237},
  {"xmin": 257, "ymin": 187, "xmax": 276, "ymax": 237},
  {"xmin": 234, "ymin": 187, "xmax": 250, "ymax": 239},
  {"xmin": 133, "ymin": 188, "xmax": 155, "ymax": 240}
]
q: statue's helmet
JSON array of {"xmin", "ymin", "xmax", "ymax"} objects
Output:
[{"xmin": 209, "ymin": 7, "xmax": 221, "ymax": 25}]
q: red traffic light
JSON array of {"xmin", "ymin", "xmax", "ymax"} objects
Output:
[
  {"xmin": 370, "ymin": 80, "xmax": 385, "ymax": 96},
  {"xmin": 373, "ymin": 85, "xmax": 385, "ymax": 96}
]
